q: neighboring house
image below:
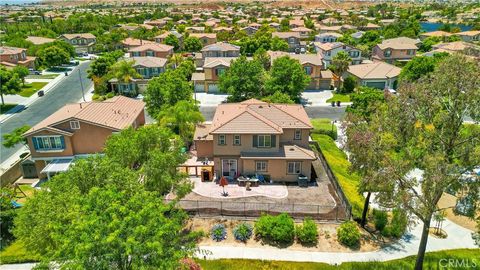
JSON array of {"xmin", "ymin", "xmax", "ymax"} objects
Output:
[
  {"xmin": 192, "ymin": 57, "xmax": 237, "ymax": 93},
  {"xmin": 58, "ymin": 33, "xmax": 96, "ymax": 54},
  {"xmin": 26, "ymin": 36, "xmax": 55, "ymax": 45},
  {"xmin": 289, "ymin": 19, "xmax": 305, "ymax": 28},
  {"xmin": 144, "ymin": 19, "xmax": 167, "ymax": 28},
  {"xmin": 419, "ymin": 31, "xmax": 452, "ymax": 41},
  {"xmin": 119, "ymin": 38, "xmax": 155, "ymax": 50},
  {"xmin": 189, "ymin": 33, "xmax": 217, "ymax": 46},
  {"xmin": 154, "ymin": 30, "xmax": 183, "ymax": 46},
  {"xmin": 194, "ymin": 98, "xmax": 316, "ymax": 182},
  {"xmin": 0, "ymin": 46, "xmax": 36, "ymax": 69},
  {"xmin": 109, "ymin": 56, "xmax": 167, "ymax": 95},
  {"xmin": 269, "ymin": 22, "xmax": 281, "ymax": 30},
  {"xmin": 344, "ymin": 61, "xmax": 401, "ymax": 90},
  {"xmin": 200, "ymin": 42, "xmax": 240, "ymax": 58},
  {"xmin": 456, "ymin": 30, "xmax": 480, "ymax": 42},
  {"xmin": 128, "ymin": 43, "xmax": 174, "ymax": 58},
  {"xmin": 313, "ymin": 42, "xmax": 362, "ymax": 67},
  {"xmin": 241, "ymin": 26, "xmax": 258, "ymax": 36},
  {"xmin": 425, "ymin": 41, "xmax": 480, "ymax": 60},
  {"xmin": 291, "ymin": 27, "xmax": 313, "ymax": 39},
  {"xmin": 272, "ymin": 32, "xmax": 301, "ymax": 52},
  {"xmin": 315, "ymin": 32, "xmax": 342, "ymax": 43},
  {"xmin": 351, "ymin": 31, "xmax": 365, "ymax": 41},
  {"xmin": 361, "ymin": 22, "xmax": 381, "ymax": 31},
  {"xmin": 372, "ymin": 37, "xmax": 420, "ymax": 64},
  {"xmin": 213, "ymin": 27, "xmax": 233, "ymax": 33},
  {"xmin": 186, "ymin": 26, "xmax": 206, "ymax": 33},
  {"xmin": 22, "ymin": 96, "xmax": 145, "ymax": 179},
  {"xmin": 268, "ymin": 51, "xmax": 332, "ymax": 90}
]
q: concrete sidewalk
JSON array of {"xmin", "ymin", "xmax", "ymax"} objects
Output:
[{"xmin": 197, "ymin": 218, "xmax": 477, "ymax": 264}]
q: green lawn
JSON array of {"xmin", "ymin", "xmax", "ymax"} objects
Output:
[
  {"xmin": 311, "ymin": 134, "xmax": 364, "ymax": 219},
  {"xmin": 311, "ymin": 118, "xmax": 337, "ymax": 134},
  {"xmin": 326, "ymin": 93, "xmax": 351, "ymax": 103},
  {"xmin": 0, "ymin": 103, "xmax": 18, "ymax": 114},
  {"xmin": 0, "ymin": 241, "xmax": 41, "ymax": 265},
  {"xmin": 19, "ymin": 82, "xmax": 48, "ymax": 97},
  {"xmin": 198, "ymin": 249, "xmax": 479, "ymax": 270},
  {"xmin": 26, "ymin": 74, "xmax": 59, "ymax": 79}
]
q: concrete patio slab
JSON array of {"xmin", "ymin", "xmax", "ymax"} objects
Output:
[{"xmin": 191, "ymin": 177, "xmax": 288, "ymax": 199}]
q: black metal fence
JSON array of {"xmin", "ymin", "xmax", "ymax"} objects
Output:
[{"xmin": 166, "ymin": 199, "xmax": 349, "ymax": 221}]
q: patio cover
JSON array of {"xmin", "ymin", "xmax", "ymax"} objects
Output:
[{"xmin": 41, "ymin": 158, "xmax": 74, "ymax": 179}]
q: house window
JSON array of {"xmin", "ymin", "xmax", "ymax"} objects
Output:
[
  {"xmin": 233, "ymin": 135, "xmax": 241, "ymax": 146},
  {"xmin": 384, "ymin": 49, "xmax": 392, "ymax": 57},
  {"xmin": 33, "ymin": 136, "xmax": 64, "ymax": 151},
  {"xmin": 304, "ymin": 66, "xmax": 312, "ymax": 75},
  {"xmin": 70, "ymin": 120, "xmax": 80, "ymax": 130},
  {"xmin": 407, "ymin": 49, "xmax": 415, "ymax": 55},
  {"xmin": 255, "ymin": 161, "xmax": 268, "ymax": 172},
  {"xmin": 258, "ymin": 135, "xmax": 272, "ymax": 148},
  {"xmin": 287, "ymin": 161, "xmax": 301, "ymax": 174},
  {"xmin": 146, "ymin": 51, "xmax": 155, "ymax": 57},
  {"xmin": 218, "ymin": 134, "xmax": 226, "ymax": 145},
  {"xmin": 350, "ymin": 51, "xmax": 359, "ymax": 58},
  {"xmin": 215, "ymin": 68, "xmax": 226, "ymax": 76},
  {"xmin": 294, "ymin": 129, "xmax": 301, "ymax": 140},
  {"xmin": 289, "ymin": 37, "xmax": 295, "ymax": 44}
]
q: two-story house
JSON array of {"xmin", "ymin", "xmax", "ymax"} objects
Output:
[
  {"xmin": 200, "ymin": 42, "xmax": 240, "ymax": 58},
  {"xmin": 315, "ymin": 32, "xmax": 342, "ymax": 43},
  {"xmin": 58, "ymin": 33, "xmax": 96, "ymax": 54},
  {"xmin": 189, "ymin": 33, "xmax": 217, "ymax": 46},
  {"xmin": 372, "ymin": 37, "xmax": 420, "ymax": 64},
  {"xmin": 194, "ymin": 99, "xmax": 315, "ymax": 182},
  {"xmin": 314, "ymin": 42, "xmax": 362, "ymax": 67},
  {"xmin": 109, "ymin": 57, "xmax": 167, "ymax": 95},
  {"xmin": 128, "ymin": 43, "xmax": 174, "ymax": 58},
  {"xmin": 0, "ymin": 46, "xmax": 36, "ymax": 69},
  {"xmin": 119, "ymin": 38, "xmax": 156, "ymax": 50},
  {"xmin": 268, "ymin": 51, "xmax": 333, "ymax": 90},
  {"xmin": 456, "ymin": 31, "xmax": 480, "ymax": 43},
  {"xmin": 22, "ymin": 96, "xmax": 145, "ymax": 179},
  {"xmin": 192, "ymin": 57, "xmax": 237, "ymax": 93},
  {"xmin": 272, "ymin": 32, "xmax": 302, "ymax": 52},
  {"xmin": 154, "ymin": 30, "xmax": 183, "ymax": 47}
]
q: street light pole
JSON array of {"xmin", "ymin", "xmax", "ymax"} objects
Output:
[{"xmin": 78, "ymin": 69, "xmax": 86, "ymax": 102}]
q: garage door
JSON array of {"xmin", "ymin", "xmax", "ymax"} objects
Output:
[
  {"xmin": 194, "ymin": 83, "xmax": 205, "ymax": 92},
  {"xmin": 207, "ymin": 83, "xmax": 219, "ymax": 93},
  {"xmin": 365, "ymin": 81, "xmax": 386, "ymax": 89}
]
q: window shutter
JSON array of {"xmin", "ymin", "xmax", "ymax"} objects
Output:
[
  {"xmin": 271, "ymin": 135, "xmax": 276, "ymax": 148},
  {"xmin": 32, "ymin": 137, "xmax": 39, "ymax": 150},
  {"xmin": 253, "ymin": 135, "xmax": 258, "ymax": 147},
  {"xmin": 60, "ymin": 136, "xmax": 65, "ymax": 149}
]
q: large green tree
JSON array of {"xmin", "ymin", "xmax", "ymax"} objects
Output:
[
  {"xmin": 265, "ymin": 56, "xmax": 310, "ymax": 102},
  {"xmin": 330, "ymin": 51, "xmax": 351, "ymax": 89},
  {"xmin": 356, "ymin": 54, "xmax": 480, "ymax": 270},
  {"xmin": 2, "ymin": 125, "xmax": 30, "ymax": 148},
  {"xmin": 12, "ymin": 66, "xmax": 29, "ymax": 86},
  {"xmin": 219, "ymin": 56, "xmax": 266, "ymax": 102},
  {"xmin": 144, "ymin": 69, "xmax": 193, "ymax": 117},
  {"xmin": 183, "ymin": 36, "xmax": 203, "ymax": 52},
  {"xmin": 158, "ymin": 100, "xmax": 205, "ymax": 146},
  {"xmin": 37, "ymin": 45, "xmax": 70, "ymax": 68},
  {"xmin": 14, "ymin": 157, "xmax": 197, "ymax": 269},
  {"xmin": 0, "ymin": 67, "xmax": 22, "ymax": 105},
  {"xmin": 164, "ymin": 34, "xmax": 180, "ymax": 51},
  {"xmin": 399, "ymin": 54, "xmax": 448, "ymax": 82},
  {"xmin": 108, "ymin": 60, "xmax": 141, "ymax": 84}
]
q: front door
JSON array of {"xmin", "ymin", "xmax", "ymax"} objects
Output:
[{"xmin": 221, "ymin": 159, "xmax": 237, "ymax": 179}]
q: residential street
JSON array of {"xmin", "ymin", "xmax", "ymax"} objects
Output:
[{"xmin": 0, "ymin": 61, "xmax": 92, "ymax": 164}]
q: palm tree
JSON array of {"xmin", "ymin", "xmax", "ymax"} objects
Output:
[
  {"xmin": 330, "ymin": 51, "xmax": 351, "ymax": 90},
  {"xmin": 109, "ymin": 60, "xmax": 141, "ymax": 83},
  {"xmin": 158, "ymin": 100, "xmax": 204, "ymax": 146},
  {"xmin": 168, "ymin": 53, "xmax": 184, "ymax": 69}
]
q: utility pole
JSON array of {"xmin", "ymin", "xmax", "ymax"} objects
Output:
[{"xmin": 78, "ymin": 69, "xmax": 86, "ymax": 102}]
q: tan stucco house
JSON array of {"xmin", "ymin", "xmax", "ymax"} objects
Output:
[
  {"xmin": 194, "ymin": 99, "xmax": 316, "ymax": 182},
  {"xmin": 23, "ymin": 96, "xmax": 145, "ymax": 179}
]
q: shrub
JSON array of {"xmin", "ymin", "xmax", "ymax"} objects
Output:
[
  {"xmin": 106, "ymin": 92, "xmax": 115, "ymax": 98},
  {"xmin": 295, "ymin": 218, "xmax": 318, "ymax": 245},
  {"xmin": 233, "ymin": 222, "xmax": 253, "ymax": 242},
  {"xmin": 337, "ymin": 221, "xmax": 361, "ymax": 248},
  {"xmin": 342, "ymin": 76, "xmax": 356, "ymax": 93},
  {"xmin": 255, "ymin": 213, "xmax": 295, "ymax": 244},
  {"xmin": 92, "ymin": 93, "xmax": 100, "ymax": 100},
  {"xmin": 210, "ymin": 224, "xmax": 227, "ymax": 242},
  {"xmin": 0, "ymin": 209, "xmax": 17, "ymax": 248},
  {"xmin": 389, "ymin": 208, "xmax": 408, "ymax": 238},
  {"xmin": 373, "ymin": 209, "xmax": 388, "ymax": 232}
]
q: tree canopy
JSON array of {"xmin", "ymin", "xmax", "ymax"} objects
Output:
[
  {"xmin": 0, "ymin": 67, "xmax": 22, "ymax": 105},
  {"xmin": 265, "ymin": 56, "xmax": 310, "ymax": 102}
]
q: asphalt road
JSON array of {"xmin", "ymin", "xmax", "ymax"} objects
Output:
[
  {"xmin": 0, "ymin": 61, "xmax": 93, "ymax": 163},
  {"xmin": 200, "ymin": 105, "xmax": 346, "ymax": 122}
]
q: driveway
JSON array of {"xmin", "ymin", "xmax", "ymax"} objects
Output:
[
  {"xmin": 194, "ymin": 92, "xmax": 228, "ymax": 107},
  {"xmin": 0, "ymin": 61, "xmax": 92, "ymax": 164},
  {"xmin": 301, "ymin": 90, "xmax": 333, "ymax": 106}
]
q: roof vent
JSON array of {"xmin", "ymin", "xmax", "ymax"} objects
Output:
[
  {"xmin": 259, "ymin": 105, "xmax": 263, "ymax": 108},
  {"xmin": 289, "ymin": 147, "xmax": 295, "ymax": 151}
]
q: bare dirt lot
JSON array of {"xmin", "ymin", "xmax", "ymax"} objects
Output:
[{"xmin": 188, "ymin": 218, "xmax": 386, "ymax": 252}]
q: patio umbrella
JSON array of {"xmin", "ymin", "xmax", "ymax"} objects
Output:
[{"xmin": 219, "ymin": 176, "xmax": 228, "ymax": 196}]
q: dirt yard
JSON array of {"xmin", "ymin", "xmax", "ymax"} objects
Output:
[
  {"xmin": 437, "ymin": 193, "xmax": 478, "ymax": 231},
  {"xmin": 188, "ymin": 218, "xmax": 386, "ymax": 253}
]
